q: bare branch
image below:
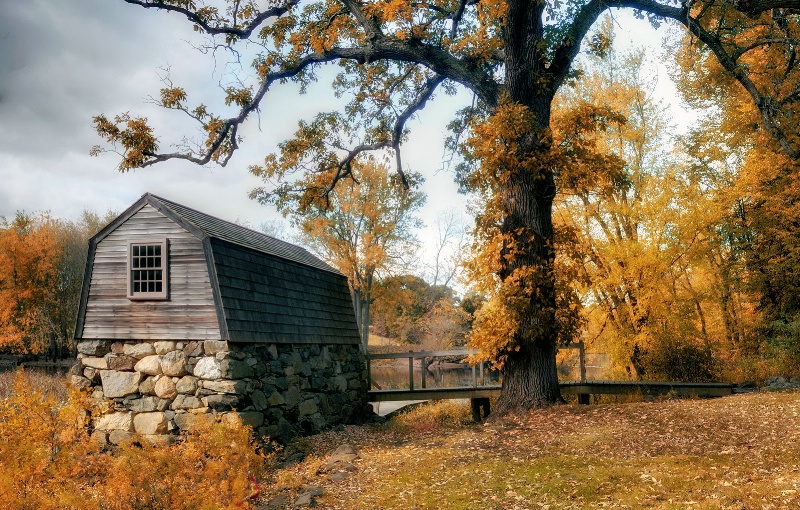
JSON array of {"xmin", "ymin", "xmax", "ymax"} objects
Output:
[
  {"xmin": 123, "ymin": 0, "xmax": 301, "ymax": 39},
  {"xmin": 619, "ymin": 0, "xmax": 800, "ymax": 159}
]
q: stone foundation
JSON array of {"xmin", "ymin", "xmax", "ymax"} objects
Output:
[{"xmin": 71, "ymin": 339, "xmax": 371, "ymax": 444}]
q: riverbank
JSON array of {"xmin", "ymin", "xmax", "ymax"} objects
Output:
[{"xmin": 264, "ymin": 391, "xmax": 800, "ymax": 509}]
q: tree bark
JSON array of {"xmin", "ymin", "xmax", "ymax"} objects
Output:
[{"xmin": 488, "ymin": 0, "xmax": 564, "ymax": 414}]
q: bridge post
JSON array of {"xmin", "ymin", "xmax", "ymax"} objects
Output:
[
  {"xmin": 471, "ymin": 397, "xmax": 491, "ymax": 422},
  {"xmin": 408, "ymin": 354, "xmax": 414, "ymax": 391}
]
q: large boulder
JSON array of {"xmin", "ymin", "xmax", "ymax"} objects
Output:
[
  {"xmin": 134, "ymin": 355, "xmax": 163, "ymax": 376},
  {"xmin": 100, "ymin": 370, "xmax": 142, "ymax": 398},
  {"xmin": 193, "ymin": 357, "xmax": 222, "ymax": 380},
  {"xmin": 161, "ymin": 351, "xmax": 187, "ymax": 377},
  {"xmin": 133, "ymin": 412, "xmax": 169, "ymax": 435}
]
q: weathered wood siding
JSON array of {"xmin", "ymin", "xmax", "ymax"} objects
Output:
[
  {"xmin": 211, "ymin": 239, "xmax": 361, "ymax": 345},
  {"xmin": 82, "ymin": 205, "xmax": 221, "ymax": 340}
]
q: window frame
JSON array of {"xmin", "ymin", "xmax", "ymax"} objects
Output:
[{"xmin": 127, "ymin": 239, "xmax": 169, "ymax": 300}]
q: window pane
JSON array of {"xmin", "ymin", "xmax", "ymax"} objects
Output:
[
  {"xmin": 133, "ymin": 282, "xmax": 140, "ymax": 292},
  {"xmin": 154, "ymin": 256, "xmax": 161, "ymax": 268},
  {"xmin": 147, "ymin": 246, "xmax": 154, "ymax": 256},
  {"xmin": 132, "ymin": 258, "xmax": 139, "ymax": 268},
  {"xmin": 154, "ymin": 245, "xmax": 161, "ymax": 256},
  {"xmin": 155, "ymin": 281, "xmax": 162, "ymax": 292}
]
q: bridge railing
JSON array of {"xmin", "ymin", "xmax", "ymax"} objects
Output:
[{"xmin": 366, "ymin": 342, "xmax": 587, "ymax": 391}]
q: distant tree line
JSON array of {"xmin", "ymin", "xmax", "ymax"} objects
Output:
[{"xmin": 0, "ymin": 210, "xmax": 115, "ymax": 358}]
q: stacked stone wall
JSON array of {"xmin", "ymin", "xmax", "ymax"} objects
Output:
[{"xmin": 71, "ymin": 340, "xmax": 371, "ymax": 444}]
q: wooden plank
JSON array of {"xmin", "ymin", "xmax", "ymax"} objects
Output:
[
  {"xmin": 81, "ymin": 205, "xmax": 220, "ymax": 341},
  {"xmin": 368, "ymin": 381, "xmax": 734, "ymax": 402},
  {"xmin": 368, "ymin": 349, "xmax": 473, "ymax": 360}
]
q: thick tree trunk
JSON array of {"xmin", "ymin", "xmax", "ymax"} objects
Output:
[
  {"xmin": 494, "ymin": 340, "xmax": 563, "ymax": 414},
  {"xmin": 493, "ymin": 147, "xmax": 563, "ymax": 413},
  {"xmin": 487, "ymin": 0, "xmax": 565, "ymax": 414}
]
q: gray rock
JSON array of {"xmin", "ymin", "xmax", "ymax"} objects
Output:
[
  {"xmin": 139, "ymin": 376, "xmax": 157, "ymax": 395},
  {"xmin": 123, "ymin": 342, "xmax": 156, "ymax": 359},
  {"xmin": 134, "ymin": 412, "xmax": 169, "ymax": 435},
  {"xmin": 77, "ymin": 340, "xmax": 109, "ymax": 356},
  {"xmin": 330, "ymin": 471, "xmax": 350, "ymax": 482},
  {"xmin": 221, "ymin": 359, "xmax": 255, "ymax": 379},
  {"xmin": 160, "ymin": 350, "xmax": 187, "ymax": 377},
  {"xmin": 194, "ymin": 357, "xmax": 222, "ymax": 380},
  {"xmin": 134, "ymin": 355, "xmax": 163, "ymax": 376},
  {"xmin": 153, "ymin": 341, "xmax": 176, "ymax": 355},
  {"xmin": 70, "ymin": 375, "xmax": 92, "ymax": 390},
  {"xmin": 261, "ymin": 494, "xmax": 290, "ymax": 509},
  {"xmin": 266, "ymin": 390, "xmax": 287, "ymax": 407},
  {"xmin": 324, "ymin": 444, "xmax": 358, "ymax": 472},
  {"xmin": 108, "ymin": 430, "xmax": 135, "ymax": 445},
  {"xmin": 204, "ymin": 340, "xmax": 228, "ymax": 355},
  {"xmin": 127, "ymin": 396, "xmax": 159, "ymax": 413},
  {"xmin": 154, "ymin": 376, "xmax": 177, "ymax": 399},
  {"xmin": 332, "ymin": 375, "xmax": 348, "ymax": 392},
  {"xmin": 94, "ymin": 412, "xmax": 134, "ymax": 432},
  {"xmin": 100, "ymin": 370, "xmax": 142, "ymax": 398},
  {"xmin": 171, "ymin": 394, "xmax": 202, "ymax": 410},
  {"xmin": 140, "ymin": 434, "xmax": 177, "ymax": 446},
  {"xmin": 293, "ymin": 486, "xmax": 323, "ymax": 508},
  {"xmin": 251, "ymin": 389, "xmax": 268, "ymax": 410},
  {"xmin": 298, "ymin": 399, "xmax": 318, "ymax": 417},
  {"xmin": 110, "ymin": 342, "xmax": 125, "ymax": 354},
  {"xmin": 283, "ymin": 386, "xmax": 302, "ymax": 409},
  {"xmin": 203, "ymin": 379, "xmax": 247, "ymax": 394},
  {"xmin": 174, "ymin": 412, "xmax": 215, "ymax": 431},
  {"xmin": 175, "ymin": 375, "xmax": 198, "ymax": 394},
  {"xmin": 204, "ymin": 393, "xmax": 240, "ymax": 411},
  {"xmin": 82, "ymin": 356, "xmax": 108, "ymax": 370},
  {"xmin": 221, "ymin": 411, "xmax": 264, "ymax": 428},
  {"xmin": 183, "ymin": 341, "xmax": 203, "ymax": 357}
]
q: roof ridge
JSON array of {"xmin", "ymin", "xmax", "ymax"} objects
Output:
[{"xmin": 144, "ymin": 193, "xmax": 341, "ymax": 275}]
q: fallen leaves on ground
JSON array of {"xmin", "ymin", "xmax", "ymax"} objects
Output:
[{"xmin": 263, "ymin": 392, "xmax": 800, "ymax": 509}]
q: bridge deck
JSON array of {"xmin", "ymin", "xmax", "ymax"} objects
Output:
[{"xmin": 367, "ymin": 381, "xmax": 734, "ymax": 402}]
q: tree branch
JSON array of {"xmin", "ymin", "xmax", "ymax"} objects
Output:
[
  {"xmin": 123, "ymin": 0, "xmax": 301, "ymax": 39},
  {"xmin": 138, "ymin": 38, "xmax": 495, "ymax": 167},
  {"xmin": 549, "ymin": 0, "xmax": 611, "ymax": 92},
  {"xmin": 619, "ymin": 0, "xmax": 800, "ymax": 159}
]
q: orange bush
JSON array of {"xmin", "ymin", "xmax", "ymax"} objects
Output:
[{"xmin": 0, "ymin": 369, "xmax": 271, "ymax": 510}]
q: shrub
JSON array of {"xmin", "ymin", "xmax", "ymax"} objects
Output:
[
  {"xmin": 389, "ymin": 400, "xmax": 473, "ymax": 434},
  {"xmin": 0, "ymin": 369, "xmax": 271, "ymax": 510},
  {"xmin": 639, "ymin": 337, "xmax": 716, "ymax": 382}
]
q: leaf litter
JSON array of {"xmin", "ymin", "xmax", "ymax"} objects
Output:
[{"xmin": 262, "ymin": 391, "xmax": 800, "ymax": 509}]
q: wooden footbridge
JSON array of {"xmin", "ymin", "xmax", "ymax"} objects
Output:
[{"xmin": 366, "ymin": 344, "xmax": 733, "ymax": 417}]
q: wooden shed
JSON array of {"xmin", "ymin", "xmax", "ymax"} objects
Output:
[{"xmin": 72, "ymin": 193, "xmax": 370, "ymax": 444}]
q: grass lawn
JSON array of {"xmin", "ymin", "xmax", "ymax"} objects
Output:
[{"xmin": 270, "ymin": 392, "xmax": 800, "ymax": 509}]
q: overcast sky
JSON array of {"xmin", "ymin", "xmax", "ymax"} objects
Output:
[{"xmin": 0, "ymin": 1, "xmax": 690, "ymax": 281}]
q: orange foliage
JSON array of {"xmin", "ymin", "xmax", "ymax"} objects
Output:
[
  {"xmin": 0, "ymin": 214, "xmax": 59, "ymax": 354},
  {"xmin": 0, "ymin": 370, "xmax": 270, "ymax": 510}
]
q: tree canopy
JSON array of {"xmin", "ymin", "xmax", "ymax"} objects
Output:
[{"xmin": 94, "ymin": 0, "xmax": 800, "ymax": 414}]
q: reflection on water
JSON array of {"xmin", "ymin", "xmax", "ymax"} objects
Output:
[
  {"xmin": 368, "ymin": 352, "xmax": 607, "ymax": 391},
  {"xmin": 369, "ymin": 361, "xmax": 501, "ymax": 390}
]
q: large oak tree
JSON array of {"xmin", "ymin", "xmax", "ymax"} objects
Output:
[{"xmin": 94, "ymin": 0, "xmax": 800, "ymax": 414}]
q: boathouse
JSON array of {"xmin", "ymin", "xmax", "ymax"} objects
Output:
[{"xmin": 72, "ymin": 193, "xmax": 369, "ymax": 444}]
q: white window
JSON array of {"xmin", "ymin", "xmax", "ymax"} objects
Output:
[{"xmin": 127, "ymin": 240, "xmax": 168, "ymax": 300}]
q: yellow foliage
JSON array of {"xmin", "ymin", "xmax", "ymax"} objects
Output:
[
  {"xmin": 0, "ymin": 369, "xmax": 271, "ymax": 510},
  {"xmin": 0, "ymin": 214, "xmax": 59, "ymax": 354}
]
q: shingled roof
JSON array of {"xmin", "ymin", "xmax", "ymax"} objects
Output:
[{"xmin": 78, "ymin": 193, "xmax": 361, "ymax": 345}]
